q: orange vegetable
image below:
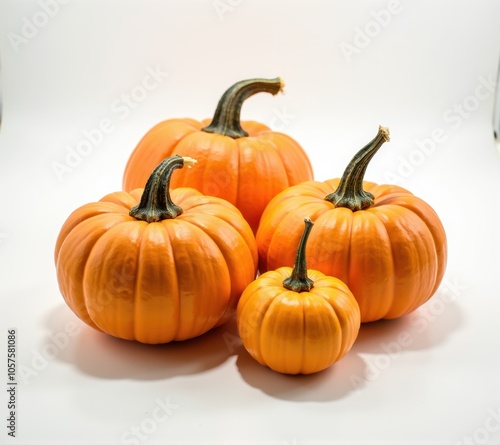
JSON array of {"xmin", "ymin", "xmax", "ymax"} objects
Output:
[
  {"xmin": 256, "ymin": 126, "xmax": 447, "ymax": 323},
  {"xmin": 55, "ymin": 155, "xmax": 258, "ymax": 344},
  {"xmin": 122, "ymin": 77, "xmax": 313, "ymax": 232},
  {"xmin": 237, "ymin": 218, "xmax": 360, "ymax": 375}
]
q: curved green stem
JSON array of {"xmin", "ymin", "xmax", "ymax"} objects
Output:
[
  {"xmin": 283, "ymin": 218, "xmax": 314, "ymax": 293},
  {"xmin": 201, "ymin": 77, "xmax": 283, "ymax": 139},
  {"xmin": 325, "ymin": 126, "xmax": 390, "ymax": 211},
  {"xmin": 129, "ymin": 155, "xmax": 197, "ymax": 222}
]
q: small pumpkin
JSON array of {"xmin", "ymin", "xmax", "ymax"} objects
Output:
[
  {"xmin": 122, "ymin": 77, "xmax": 314, "ymax": 232},
  {"xmin": 256, "ymin": 126, "xmax": 447, "ymax": 323},
  {"xmin": 237, "ymin": 218, "xmax": 360, "ymax": 375},
  {"xmin": 55, "ymin": 155, "xmax": 258, "ymax": 344}
]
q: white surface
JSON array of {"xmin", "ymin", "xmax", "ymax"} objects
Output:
[{"xmin": 1, "ymin": 1, "xmax": 500, "ymax": 444}]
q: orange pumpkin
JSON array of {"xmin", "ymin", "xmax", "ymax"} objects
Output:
[
  {"xmin": 122, "ymin": 77, "xmax": 314, "ymax": 232},
  {"xmin": 237, "ymin": 218, "xmax": 360, "ymax": 375},
  {"xmin": 55, "ymin": 155, "xmax": 258, "ymax": 344},
  {"xmin": 256, "ymin": 126, "xmax": 447, "ymax": 323}
]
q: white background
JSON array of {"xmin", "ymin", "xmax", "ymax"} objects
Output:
[{"xmin": 1, "ymin": 0, "xmax": 500, "ymax": 444}]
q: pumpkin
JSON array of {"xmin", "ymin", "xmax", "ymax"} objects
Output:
[
  {"xmin": 237, "ymin": 218, "xmax": 360, "ymax": 375},
  {"xmin": 55, "ymin": 155, "xmax": 258, "ymax": 344},
  {"xmin": 122, "ymin": 77, "xmax": 314, "ymax": 232},
  {"xmin": 256, "ymin": 126, "xmax": 447, "ymax": 323}
]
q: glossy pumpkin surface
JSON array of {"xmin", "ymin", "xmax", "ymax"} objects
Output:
[
  {"xmin": 122, "ymin": 78, "xmax": 313, "ymax": 232},
  {"xmin": 237, "ymin": 219, "xmax": 360, "ymax": 375},
  {"xmin": 55, "ymin": 156, "xmax": 258, "ymax": 344},
  {"xmin": 256, "ymin": 127, "xmax": 447, "ymax": 323}
]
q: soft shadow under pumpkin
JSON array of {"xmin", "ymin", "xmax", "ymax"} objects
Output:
[
  {"xmin": 351, "ymin": 292, "xmax": 463, "ymax": 355},
  {"xmin": 235, "ymin": 347, "xmax": 367, "ymax": 402},
  {"xmin": 46, "ymin": 304, "xmax": 237, "ymax": 380}
]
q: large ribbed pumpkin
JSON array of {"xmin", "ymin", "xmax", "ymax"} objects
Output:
[
  {"xmin": 256, "ymin": 127, "xmax": 447, "ymax": 323},
  {"xmin": 122, "ymin": 77, "xmax": 314, "ymax": 232},
  {"xmin": 55, "ymin": 156, "xmax": 258, "ymax": 344}
]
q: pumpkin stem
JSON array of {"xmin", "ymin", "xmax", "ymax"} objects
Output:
[
  {"xmin": 201, "ymin": 77, "xmax": 284, "ymax": 139},
  {"xmin": 325, "ymin": 126, "xmax": 390, "ymax": 211},
  {"xmin": 283, "ymin": 218, "xmax": 315, "ymax": 293},
  {"xmin": 129, "ymin": 155, "xmax": 197, "ymax": 222}
]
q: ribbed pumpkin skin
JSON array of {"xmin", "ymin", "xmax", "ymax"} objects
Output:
[
  {"xmin": 122, "ymin": 119, "xmax": 313, "ymax": 232},
  {"xmin": 123, "ymin": 118, "xmax": 202, "ymax": 192},
  {"xmin": 55, "ymin": 187, "xmax": 258, "ymax": 344},
  {"xmin": 256, "ymin": 180, "xmax": 447, "ymax": 323},
  {"xmin": 236, "ymin": 267, "xmax": 360, "ymax": 375}
]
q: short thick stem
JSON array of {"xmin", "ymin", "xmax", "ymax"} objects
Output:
[
  {"xmin": 129, "ymin": 155, "xmax": 197, "ymax": 222},
  {"xmin": 283, "ymin": 218, "xmax": 314, "ymax": 293},
  {"xmin": 201, "ymin": 77, "xmax": 283, "ymax": 139},
  {"xmin": 325, "ymin": 126, "xmax": 390, "ymax": 211}
]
